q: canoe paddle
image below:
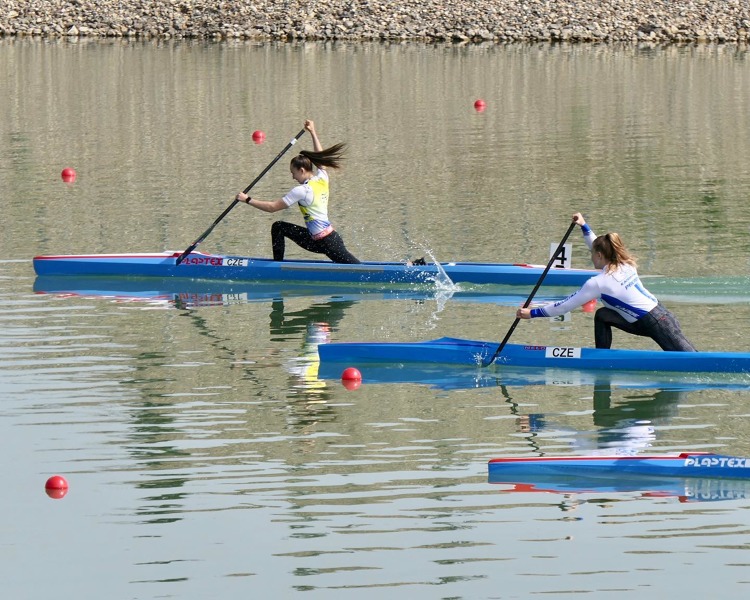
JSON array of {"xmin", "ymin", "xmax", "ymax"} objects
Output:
[
  {"xmin": 484, "ymin": 220, "xmax": 578, "ymax": 366},
  {"xmin": 175, "ymin": 128, "xmax": 307, "ymax": 265}
]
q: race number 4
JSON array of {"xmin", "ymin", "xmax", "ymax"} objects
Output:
[{"xmin": 550, "ymin": 242, "xmax": 572, "ymax": 269}]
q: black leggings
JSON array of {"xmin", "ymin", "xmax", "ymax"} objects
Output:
[
  {"xmin": 271, "ymin": 221, "xmax": 360, "ymax": 264},
  {"xmin": 594, "ymin": 303, "xmax": 697, "ymax": 351}
]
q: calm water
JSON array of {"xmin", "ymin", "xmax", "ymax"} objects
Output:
[{"xmin": 3, "ymin": 38, "xmax": 750, "ymax": 599}]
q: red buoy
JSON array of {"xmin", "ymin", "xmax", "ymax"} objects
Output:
[
  {"xmin": 582, "ymin": 299, "xmax": 597, "ymax": 313},
  {"xmin": 341, "ymin": 367, "xmax": 362, "ymax": 390},
  {"xmin": 252, "ymin": 130, "xmax": 266, "ymax": 144},
  {"xmin": 61, "ymin": 167, "xmax": 76, "ymax": 183},
  {"xmin": 474, "ymin": 99, "xmax": 486, "ymax": 112},
  {"xmin": 342, "ymin": 367, "xmax": 361, "ymax": 381},
  {"xmin": 45, "ymin": 475, "xmax": 69, "ymax": 499}
]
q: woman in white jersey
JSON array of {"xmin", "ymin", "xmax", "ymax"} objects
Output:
[
  {"xmin": 236, "ymin": 120, "xmax": 360, "ymax": 264},
  {"xmin": 516, "ymin": 213, "xmax": 696, "ymax": 351}
]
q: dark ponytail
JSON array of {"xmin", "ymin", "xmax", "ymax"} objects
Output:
[{"xmin": 290, "ymin": 142, "xmax": 346, "ymax": 171}]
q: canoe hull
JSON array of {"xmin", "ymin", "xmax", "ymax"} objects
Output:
[
  {"xmin": 31, "ymin": 252, "xmax": 597, "ymax": 286},
  {"xmin": 488, "ymin": 453, "xmax": 750, "ymax": 480},
  {"xmin": 317, "ymin": 336, "xmax": 750, "ymax": 373}
]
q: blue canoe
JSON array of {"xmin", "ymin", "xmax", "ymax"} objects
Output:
[
  {"xmin": 317, "ymin": 336, "xmax": 750, "ymax": 374},
  {"xmin": 31, "ymin": 252, "xmax": 598, "ymax": 287},
  {"xmin": 488, "ymin": 453, "xmax": 750, "ymax": 481}
]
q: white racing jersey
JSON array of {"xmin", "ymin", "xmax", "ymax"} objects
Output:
[
  {"xmin": 530, "ymin": 226, "xmax": 657, "ymax": 322},
  {"xmin": 283, "ymin": 167, "xmax": 332, "ymax": 238}
]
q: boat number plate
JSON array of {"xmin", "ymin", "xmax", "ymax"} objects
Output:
[
  {"xmin": 545, "ymin": 346, "xmax": 582, "ymax": 359},
  {"xmin": 224, "ymin": 258, "xmax": 249, "ymax": 267}
]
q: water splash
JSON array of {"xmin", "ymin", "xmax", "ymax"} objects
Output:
[
  {"xmin": 422, "ymin": 286, "xmax": 457, "ymax": 330},
  {"xmin": 422, "ymin": 249, "xmax": 460, "ymax": 291},
  {"xmin": 414, "ymin": 250, "xmax": 462, "ymax": 329},
  {"xmin": 401, "ymin": 228, "xmax": 459, "ymax": 291}
]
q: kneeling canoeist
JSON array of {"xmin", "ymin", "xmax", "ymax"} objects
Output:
[
  {"xmin": 516, "ymin": 213, "xmax": 696, "ymax": 351},
  {"xmin": 236, "ymin": 119, "xmax": 360, "ymax": 264}
]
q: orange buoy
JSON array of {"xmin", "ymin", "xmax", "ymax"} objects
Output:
[
  {"xmin": 474, "ymin": 99, "xmax": 486, "ymax": 112},
  {"xmin": 252, "ymin": 130, "xmax": 266, "ymax": 144},
  {"xmin": 61, "ymin": 167, "xmax": 76, "ymax": 182}
]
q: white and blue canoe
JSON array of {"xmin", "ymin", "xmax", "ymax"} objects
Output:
[
  {"xmin": 317, "ymin": 336, "xmax": 750, "ymax": 374},
  {"xmin": 32, "ymin": 252, "xmax": 598, "ymax": 287},
  {"xmin": 488, "ymin": 453, "xmax": 750, "ymax": 481}
]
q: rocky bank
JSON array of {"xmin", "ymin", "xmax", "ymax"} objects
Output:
[{"xmin": 1, "ymin": 0, "xmax": 749, "ymax": 44}]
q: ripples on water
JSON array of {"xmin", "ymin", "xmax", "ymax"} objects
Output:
[
  {"xmin": 5, "ymin": 257, "xmax": 750, "ymax": 597},
  {"xmin": 3, "ymin": 40, "xmax": 750, "ymax": 598}
]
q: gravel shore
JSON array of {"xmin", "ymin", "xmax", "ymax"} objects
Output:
[{"xmin": 1, "ymin": 0, "xmax": 749, "ymax": 44}]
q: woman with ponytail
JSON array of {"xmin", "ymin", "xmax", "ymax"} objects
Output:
[
  {"xmin": 236, "ymin": 119, "xmax": 360, "ymax": 264},
  {"xmin": 516, "ymin": 213, "xmax": 696, "ymax": 351}
]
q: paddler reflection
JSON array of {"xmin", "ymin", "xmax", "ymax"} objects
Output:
[
  {"xmin": 516, "ymin": 383, "xmax": 685, "ymax": 456},
  {"xmin": 270, "ymin": 298, "xmax": 356, "ymax": 401},
  {"xmin": 504, "ymin": 385, "xmax": 750, "ymax": 504}
]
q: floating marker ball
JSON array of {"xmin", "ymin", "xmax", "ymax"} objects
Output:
[
  {"xmin": 341, "ymin": 368, "xmax": 362, "ymax": 390},
  {"xmin": 45, "ymin": 475, "xmax": 68, "ymax": 489},
  {"xmin": 341, "ymin": 367, "xmax": 361, "ymax": 381},
  {"xmin": 474, "ymin": 99, "xmax": 486, "ymax": 112},
  {"xmin": 582, "ymin": 299, "xmax": 597, "ymax": 313},
  {"xmin": 61, "ymin": 167, "xmax": 76, "ymax": 182},
  {"xmin": 252, "ymin": 130, "xmax": 266, "ymax": 144},
  {"xmin": 45, "ymin": 475, "xmax": 69, "ymax": 499}
]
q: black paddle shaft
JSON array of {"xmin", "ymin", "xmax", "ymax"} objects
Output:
[
  {"xmin": 175, "ymin": 128, "xmax": 307, "ymax": 265},
  {"xmin": 485, "ymin": 220, "xmax": 578, "ymax": 366}
]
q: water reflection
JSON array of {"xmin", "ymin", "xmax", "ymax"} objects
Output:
[
  {"xmin": 32, "ymin": 274, "xmax": 552, "ymax": 308},
  {"xmin": 491, "ymin": 470, "xmax": 750, "ymax": 505},
  {"xmin": 515, "ymin": 383, "xmax": 684, "ymax": 456},
  {"xmin": 491, "ymin": 383, "xmax": 750, "ymax": 505},
  {"xmin": 489, "ymin": 380, "xmax": 750, "ymax": 506},
  {"xmin": 591, "ymin": 381, "xmax": 683, "ymax": 428},
  {"xmin": 317, "ymin": 361, "xmax": 750, "ymax": 392},
  {"xmin": 269, "ymin": 297, "xmax": 355, "ymax": 427}
]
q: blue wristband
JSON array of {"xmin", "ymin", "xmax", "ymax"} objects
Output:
[{"xmin": 581, "ymin": 224, "xmax": 592, "ymax": 235}]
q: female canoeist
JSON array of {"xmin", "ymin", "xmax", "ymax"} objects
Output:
[
  {"xmin": 236, "ymin": 119, "xmax": 360, "ymax": 264},
  {"xmin": 516, "ymin": 213, "xmax": 697, "ymax": 351}
]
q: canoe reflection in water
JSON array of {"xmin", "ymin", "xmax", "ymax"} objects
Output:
[
  {"xmin": 490, "ymin": 470, "xmax": 750, "ymax": 505},
  {"xmin": 495, "ymin": 385, "xmax": 750, "ymax": 505}
]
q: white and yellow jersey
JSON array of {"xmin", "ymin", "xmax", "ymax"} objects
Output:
[{"xmin": 282, "ymin": 168, "xmax": 333, "ymax": 238}]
